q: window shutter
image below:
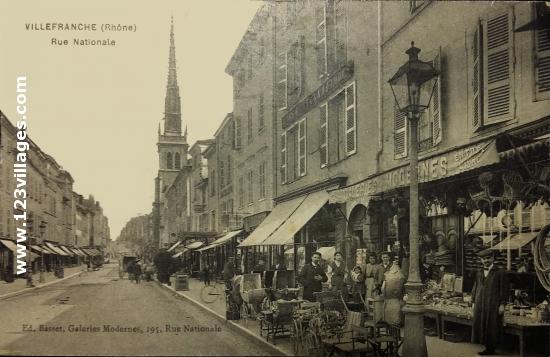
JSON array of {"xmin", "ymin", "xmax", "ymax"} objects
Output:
[
  {"xmin": 394, "ymin": 104, "xmax": 408, "ymax": 159},
  {"xmin": 334, "ymin": 0, "xmax": 347, "ymax": 68},
  {"xmin": 315, "ymin": 2, "xmax": 328, "ymax": 77},
  {"xmin": 472, "ymin": 24, "xmax": 482, "ymax": 131},
  {"xmin": 320, "ymin": 104, "xmax": 328, "ymax": 168},
  {"xmin": 344, "ymin": 82, "xmax": 356, "ymax": 155},
  {"xmin": 281, "ymin": 132, "xmax": 287, "ymax": 184},
  {"xmin": 287, "ymin": 39, "xmax": 303, "ymax": 105},
  {"xmin": 235, "ymin": 117, "xmax": 241, "ymax": 149},
  {"xmin": 535, "ymin": 28, "xmax": 550, "ymax": 100},
  {"xmin": 298, "ymin": 119, "xmax": 307, "ymax": 177},
  {"xmin": 482, "ymin": 9, "xmax": 514, "ymax": 124},
  {"xmin": 432, "ymin": 48, "xmax": 443, "ymax": 145},
  {"xmin": 277, "ymin": 52, "xmax": 288, "ymax": 110}
]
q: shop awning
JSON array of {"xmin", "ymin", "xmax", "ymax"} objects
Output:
[
  {"xmin": 59, "ymin": 246, "xmax": 76, "ymax": 256},
  {"xmin": 198, "ymin": 229, "xmax": 243, "ymax": 252},
  {"xmin": 45, "ymin": 242, "xmax": 70, "ymax": 256},
  {"xmin": 498, "ymin": 137, "xmax": 550, "ymax": 161},
  {"xmin": 186, "ymin": 241, "xmax": 204, "ymax": 250},
  {"xmin": 167, "ymin": 240, "xmax": 182, "ymax": 252},
  {"xmin": 0, "ymin": 239, "xmax": 18, "ymax": 252},
  {"xmin": 263, "ymin": 190, "xmax": 330, "ymax": 246},
  {"xmin": 212, "ymin": 229, "xmax": 242, "ymax": 246},
  {"xmin": 86, "ymin": 248, "xmax": 102, "ymax": 256},
  {"xmin": 172, "ymin": 251, "xmax": 185, "ymax": 258},
  {"xmin": 30, "ymin": 245, "xmax": 51, "ymax": 254},
  {"xmin": 239, "ymin": 195, "xmax": 306, "ymax": 247},
  {"xmin": 328, "ymin": 138, "xmax": 499, "ymax": 202},
  {"xmin": 491, "ymin": 233, "xmax": 537, "ymax": 250},
  {"xmin": 70, "ymin": 248, "xmax": 87, "ymax": 257}
]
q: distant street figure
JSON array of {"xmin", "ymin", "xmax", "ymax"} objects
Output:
[
  {"xmin": 202, "ymin": 264, "xmax": 211, "ymax": 286},
  {"xmin": 134, "ymin": 261, "xmax": 142, "ymax": 284},
  {"xmin": 126, "ymin": 261, "xmax": 135, "ymax": 281}
]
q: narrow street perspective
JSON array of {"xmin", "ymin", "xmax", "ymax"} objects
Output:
[
  {"xmin": 0, "ymin": 1, "xmax": 550, "ymax": 356},
  {"xmin": 0, "ymin": 264, "xmax": 276, "ymax": 356}
]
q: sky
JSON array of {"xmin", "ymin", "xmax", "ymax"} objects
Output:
[{"xmin": 0, "ymin": 0, "xmax": 261, "ymax": 240}]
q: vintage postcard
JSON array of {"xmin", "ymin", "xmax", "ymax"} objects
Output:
[{"xmin": 0, "ymin": 1, "xmax": 549, "ymax": 356}]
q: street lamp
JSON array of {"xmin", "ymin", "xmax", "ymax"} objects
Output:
[
  {"xmin": 39, "ymin": 220, "xmax": 47, "ymax": 283},
  {"xmin": 388, "ymin": 42, "xmax": 438, "ymax": 357}
]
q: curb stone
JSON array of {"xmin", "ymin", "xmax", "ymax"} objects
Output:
[
  {"xmin": 157, "ymin": 282, "xmax": 292, "ymax": 356},
  {"xmin": 0, "ymin": 270, "xmax": 85, "ymax": 300}
]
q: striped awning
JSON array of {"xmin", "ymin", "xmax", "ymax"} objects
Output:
[
  {"xmin": 167, "ymin": 240, "xmax": 183, "ymax": 252},
  {"xmin": 45, "ymin": 242, "xmax": 70, "ymax": 256},
  {"xmin": 0, "ymin": 239, "xmax": 18, "ymax": 252},
  {"xmin": 186, "ymin": 241, "xmax": 204, "ymax": 250}
]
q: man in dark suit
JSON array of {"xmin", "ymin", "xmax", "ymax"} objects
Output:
[
  {"xmin": 472, "ymin": 249, "xmax": 510, "ymax": 356},
  {"xmin": 298, "ymin": 252, "xmax": 328, "ymax": 301}
]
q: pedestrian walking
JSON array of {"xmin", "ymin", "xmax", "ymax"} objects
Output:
[
  {"xmin": 133, "ymin": 260, "xmax": 142, "ymax": 284},
  {"xmin": 472, "ymin": 249, "xmax": 510, "ymax": 356},
  {"xmin": 298, "ymin": 252, "xmax": 328, "ymax": 302},
  {"xmin": 126, "ymin": 260, "xmax": 135, "ymax": 281},
  {"xmin": 202, "ymin": 264, "xmax": 211, "ymax": 286}
]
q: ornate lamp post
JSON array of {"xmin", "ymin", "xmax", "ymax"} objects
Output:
[
  {"xmin": 39, "ymin": 220, "xmax": 47, "ymax": 283},
  {"xmin": 388, "ymin": 42, "xmax": 438, "ymax": 357}
]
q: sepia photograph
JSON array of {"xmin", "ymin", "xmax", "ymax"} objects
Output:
[{"xmin": 0, "ymin": 1, "xmax": 550, "ymax": 356}]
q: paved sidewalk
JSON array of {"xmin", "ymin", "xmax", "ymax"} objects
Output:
[
  {"xmin": 162, "ymin": 278, "xmax": 541, "ymax": 357},
  {"xmin": 0, "ymin": 265, "xmax": 87, "ymax": 299},
  {"xmin": 160, "ymin": 277, "xmax": 292, "ymax": 356}
]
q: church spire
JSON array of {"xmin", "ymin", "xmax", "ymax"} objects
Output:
[{"xmin": 163, "ymin": 16, "xmax": 182, "ymax": 135}]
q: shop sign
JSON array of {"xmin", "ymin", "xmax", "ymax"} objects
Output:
[
  {"xmin": 282, "ymin": 61, "xmax": 354, "ymax": 128},
  {"xmin": 329, "ymin": 139, "xmax": 498, "ymax": 203}
]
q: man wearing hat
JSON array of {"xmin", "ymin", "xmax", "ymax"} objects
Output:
[{"xmin": 471, "ymin": 249, "xmax": 509, "ymax": 355}]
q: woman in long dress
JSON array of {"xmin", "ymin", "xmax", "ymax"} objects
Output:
[
  {"xmin": 382, "ymin": 258, "xmax": 406, "ymax": 325},
  {"xmin": 364, "ymin": 253, "xmax": 378, "ymax": 299}
]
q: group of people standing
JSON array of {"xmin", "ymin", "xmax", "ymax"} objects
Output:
[{"xmin": 298, "ymin": 250, "xmax": 406, "ymax": 324}]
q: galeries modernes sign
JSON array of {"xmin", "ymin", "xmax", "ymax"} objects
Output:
[{"xmin": 329, "ymin": 139, "xmax": 499, "ymax": 203}]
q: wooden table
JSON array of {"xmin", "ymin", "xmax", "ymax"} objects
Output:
[
  {"xmin": 424, "ymin": 308, "xmax": 442, "ymax": 339},
  {"xmin": 426, "ymin": 305, "xmax": 550, "ymax": 357}
]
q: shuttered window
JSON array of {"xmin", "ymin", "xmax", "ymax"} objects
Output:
[
  {"xmin": 319, "ymin": 104, "xmax": 328, "ymax": 168},
  {"xmin": 298, "ymin": 118, "xmax": 307, "ymax": 177},
  {"xmin": 419, "ymin": 48, "xmax": 443, "ymax": 150},
  {"xmin": 247, "ymin": 107, "xmax": 253, "ymax": 144},
  {"xmin": 238, "ymin": 176, "xmax": 244, "ymax": 208},
  {"xmin": 535, "ymin": 27, "xmax": 550, "ymax": 100},
  {"xmin": 334, "ymin": 0, "xmax": 347, "ymax": 69},
  {"xmin": 344, "ymin": 82, "xmax": 356, "ymax": 155},
  {"xmin": 471, "ymin": 9, "xmax": 514, "ymax": 129},
  {"xmin": 258, "ymin": 93, "xmax": 265, "ymax": 131},
  {"xmin": 259, "ymin": 162, "xmax": 266, "ymax": 199},
  {"xmin": 432, "ymin": 49, "xmax": 443, "ymax": 145},
  {"xmin": 277, "ymin": 52, "xmax": 288, "ymax": 110},
  {"xmin": 280, "ymin": 133, "xmax": 287, "ymax": 184},
  {"xmin": 483, "ymin": 10, "xmax": 514, "ymax": 124},
  {"xmin": 472, "ymin": 25, "xmax": 482, "ymax": 131},
  {"xmin": 394, "ymin": 104, "xmax": 408, "ymax": 159},
  {"xmin": 234, "ymin": 116, "xmax": 242, "ymax": 149},
  {"xmin": 287, "ymin": 38, "xmax": 304, "ymax": 106},
  {"xmin": 247, "ymin": 171, "xmax": 253, "ymax": 204},
  {"xmin": 315, "ymin": 2, "xmax": 328, "ymax": 77}
]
